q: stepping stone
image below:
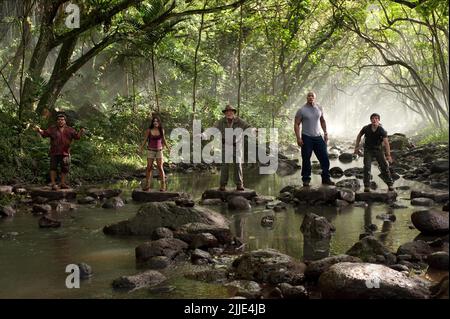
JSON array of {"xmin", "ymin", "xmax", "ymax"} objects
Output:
[
  {"xmin": 355, "ymin": 191, "xmax": 397, "ymax": 203},
  {"xmin": 38, "ymin": 216, "xmax": 61, "ymax": 228},
  {"xmin": 30, "ymin": 187, "xmax": 77, "ymax": 201},
  {"xmin": 86, "ymin": 188, "xmax": 122, "ymax": 199},
  {"xmin": 132, "ymin": 189, "xmax": 189, "ymax": 202},
  {"xmin": 202, "ymin": 189, "xmax": 257, "ymax": 201}
]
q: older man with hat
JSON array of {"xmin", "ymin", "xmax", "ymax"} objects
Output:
[
  {"xmin": 213, "ymin": 104, "xmax": 252, "ymax": 191},
  {"xmin": 34, "ymin": 112, "xmax": 85, "ymax": 190}
]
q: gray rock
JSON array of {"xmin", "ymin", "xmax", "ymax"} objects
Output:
[
  {"xmin": 411, "ymin": 210, "xmax": 449, "ymax": 235},
  {"xmin": 102, "ymin": 197, "xmax": 124, "ymax": 209},
  {"xmin": 397, "ymin": 241, "xmax": 433, "ymax": 261},
  {"xmin": 231, "ymin": 249, "xmax": 306, "ymax": 285},
  {"xmin": 191, "ymin": 248, "xmax": 213, "ymax": 265},
  {"xmin": 426, "ymin": 252, "xmax": 449, "ymax": 270},
  {"xmin": 32, "ymin": 204, "xmax": 52, "ymax": 215},
  {"xmin": 319, "ymin": 262, "xmax": 430, "ymax": 299},
  {"xmin": 202, "ymin": 189, "xmax": 257, "ymax": 201},
  {"xmin": 30, "ymin": 187, "xmax": 76, "ymax": 201},
  {"xmin": 103, "ymin": 202, "xmax": 229, "ymax": 237},
  {"xmin": 112, "ymin": 270, "xmax": 166, "ymax": 290},
  {"xmin": 184, "ymin": 269, "xmax": 228, "ymax": 283},
  {"xmin": 151, "ymin": 227, "xmax": 174, "ymax": 240},
  {"xmin": 304, "ymin": 254, "xmax": 362, "ymax": 281},
  {"xmin": 77, "ymin": 263, "xmax": 93, "ymax": 279},
  {"xmin": 300, "ymin": 213, "xmax": 335, "ymax": 240},
  {"xmin": 336, "ymin": 179, "xmax": 360, "ymax": 192},
  {"xmin": 338, "ymin": 153, "xmax": 354, "ymax": 163},
  {"xmin": 338, "ymin": 188, "xmax": 355, "ymax": 203},
  {"xmin": 411, "ymin": 190, "xmax": 449, "ymax": 203},
  {"xmin": 175, "ymin": 198, "xmax": 195, "ymax": 207},
  {"xmin": 411, "ymin": 197, "xmax": 435, "ymax": 207},
  {"xmin": 225, "ymin": 280, "xmax": 262, "ymax": 298},
  {"xmin": 390, "ymin": 202, "xmax": 408, "ymax": 209},
  {"xmin": 346, "ymin": 236, "xmax": 396, "ymax": 265},
  {"xmin": 132, "ymin": 189, "xmax": 189, "ymax": 202},
  {"xmin": 329, "ymin": 167, "xmax": 344, "ymax": 178},
  {"xmin": 51, "ymin": 201, "xmax": 78, "ymax": 212},
  {"xmin": 228, "ymin": 196, "xmax": 251, "ymax": 210},
  {"xmin": 279, "ymin": 283, "xmax": 309, "ymax": 299},
  {"xmin": 431, "ymin": 160, "xmax": 449, "ymax": 173},
  {"xmin": 143, "ymin": 256, "xmax": 172, "ymax": 269},
  {"xmin": 353, "ymin": 201, "xmax": 368, "ymax": 208},
  {"xmin": 87, "ymin": 188, "xmax": 122, "ymax": 199},
  {"xmin": 294, "ymin": 186, "xmax": 339, "ymax": 204},
  {"xmin": 174, "ymin": 222, "xmax": 232, "ymax": 245},
  {"xmin": 199, "ymin": 198, "xmax": 223, "ymax": 205},
  {"xmin": 0, "ymin": 205, "xmax": 15, "ymax": 218},
  {"xmin": 135, "ymin": 238, "xmax": 188, "ymax": 262},
  {"xmin": 190, "ymin": 232, "xmax": 219, "ymax": 249}
]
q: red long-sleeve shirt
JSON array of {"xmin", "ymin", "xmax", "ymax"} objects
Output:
[{"xmin": 40, "ymin": 125, "xmax": 81, "ymax": 156}]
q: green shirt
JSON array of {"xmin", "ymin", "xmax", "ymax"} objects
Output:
[{"xmin": 214, "ymin": 117, "xmax": 251, "ymax": 146}]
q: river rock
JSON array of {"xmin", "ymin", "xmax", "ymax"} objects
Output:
[
  {"xmin": 304, "ymin": 254, "xmax": 362, "ymax": 281},
  {"xmin": 329, "ymin": 167, "xmax": 344, "ymax": 178},
  {"xmin": 30, "ymin": 187, "xmax": 76, "ymax": 201},
  {"xmin": 338, "ymin": 188, "xmax": 355, "ymax": 203},
  {"xmin": 190, "ymin": 232, "xmax": 219, "ymax": 249},
  {"xmin": 228, "ymin": 196, "xmax": 251, "ymax": 210},
  {"xmin": 185, "ymin": 269, "xmax": 228, "ymax": 283},
  {"xmin": 338, "ymin": 153, "xmax": 354, "ymax": 163},
  {"xmin": 276, "ymin": 160, "xmax": 298, "ymax": 176},
  {"xmin": 410, "ymin": 190, "xmax": 449, "ymax": 203},
  {"xmin": 389, "ymin": 133, "xmax": 413, "ymax": 150},
  {"xmin": 319, "ymin": 262, "xmax": 430, "ymax": 299},
  {"xmin": 426, "ymin": 252, "xmax": 449, "ymax": 270},
  {"xmin": 132, "ymin": 189, "xmax": 189, "ymax": 202},
  {"xmin": 135, "ymin": 238, "xmax": 188, "ymax": 263},
  {"xmin": 50, "ymin": 200, "xmax": 78, "ymax": 212},
  {"xmin": 142, "ymin": 256, "xmax": 172, "ymax": 269},
  {"xmin": 278, "ymin": 283, "xmax": 309, "ymax": 299},
  {"xmin": 78, "ymin": 263, "xmax": 93, "ymax": 279},
  {"xmin": 336, "ymin": 179, "xmax": 360, "ymax": 192},
  {"xmin": 430, "ymin": 275, "xmax": 449, "ymax": 299},
  {"xmin": 225, "ymin": 280, "xmax": 262, "ymax": 298},
  {"xmin": 103, "ymin": 202, "xmax": 229, "ymax": 237},
  {"xmin": 411, "ymin": 210, "xmax": 449, "ymax": 235},
  {"xmin": 431, "ymin": 160, "xmax": 449, "ymax": 173},
  {"xmin": 191, "ymin": 248, "xmax": 213, "ymax": 265},
  {"xmin": 199, "ymin": 198, "xmax": 223, "ymax": 205},
  {"xmin": 175, "ymin": 198, "xmax": 195, "ymax": 207},
  {"xmin": 300, "ymin": 213, "xmax": 335, "ymax": 240},
  {"xmin": 38, "ymin": 216, "xmax": 61, "ymax": 228},
  {"xmin": 102, "ymin": 197, "xmax": 124, "ymax": 209},
  {"xmin": 355, "ymin": 191, "xmax": 397, "ymax": 203},
  {"xmin": 411, "ymin": 197, "xmax": 435, "ymax": 207},
  {"xmin": 0, "ymin": 205, "xmax": 15, "ymax": 218},
  {"xmin": 202, "ymin": 189, "xmax": 257, "ymax": 201},
  {"xmin": 346, "ymin": 236, "xmax": 396, "ymax": 265},
  {"xmin": 174, "ymin": 222, "xmax": 232, "ymax": 245},
  {"xmin": 396, "ymin": 241, "xmax": 433, "ymax": 261},
  {"xmin": 231, "ymin": 249, "xmax": 306, "ymax": 285},
  {"xmin": 32, "ymin": 204, "xmax": 52, "ymax": 215},
  {"xmin": 87, "ymin": 188, "xmax": 122, "ymax": 199},
  {"xmin": 293, "ymin": 186, "xmax": 339, "ymax": 204},
  {"xmin": 112, "ymin": 270, "xmax": 166, "ymax": 290},
  {"xmin": 151, "ymin": 227, "xmax": 173, "ymax": 240}
]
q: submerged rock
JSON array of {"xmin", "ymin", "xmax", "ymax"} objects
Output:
[
  {"xmin": 411, "ymin": 210, "xmax": 449, "ymax": 235},
  {"xmin": 202, "ymin": 189, "xmax": 257, "ymax": 201},
  {"xmin": 112, "ymin": 270, "xmax": 166, "ymax": 290},
  {"xmin": 304, "ymin": 254, "xmax": 362, "ymax": 281},
  {"xmin": 300, "ymin": 213, "xmax": 335, "ymax": 240}
]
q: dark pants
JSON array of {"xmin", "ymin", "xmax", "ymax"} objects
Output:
[
  {"xmin": 220, "ymin": 145, "xmax": 244, "ymax": 187},
  {"xmin": 363, "ymin": 148, "xmax": 393, "ymax": 187},
  {"xmin": 50, "ymin": 155, "xmax": 70, "ymax": 174},
  {"xmin": 301, "ymin": 134, "xmax": 330, "ymax": 182}
]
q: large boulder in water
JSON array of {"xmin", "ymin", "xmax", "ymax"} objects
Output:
[
  {"xmin": 319, "ymin": 262, "xmax": 430, "ymax": 299},
  {"xmin": 112, "ymin": 270, "xmax": 166, "ymax": 290},
  {"xmin": 103, "ymin": 202, "xmax": 229, "ymax": 236},
  {"xmin": 304, "ymin": 254, "xmax": 362, "ymax": 281},
  {"xmin": 346, "ymin": 236, "xmax": 396, "ymax": 265},
  {"xmin": 300, "ymin": 212, "xmax": 335, "ymax": 240},
  {"xmin": 231, "ymin": 249, "xmax": 306, "ymax": 285},
  {"xmin": 388, "ymin": 133, "xmax": 413, "ymax": 151},
  {"xmin": 411, "ymin": 210, "xmax": 449, "ymax": 235}
]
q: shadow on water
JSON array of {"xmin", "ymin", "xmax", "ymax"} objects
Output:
[{"xmin": 0, "ymin": 157, "xmax": 444, "ymax": 298}]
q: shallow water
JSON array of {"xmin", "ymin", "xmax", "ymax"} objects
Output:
[{"xmin": 0, "ymin": 157, "xmax": 444, "ymax": 298}]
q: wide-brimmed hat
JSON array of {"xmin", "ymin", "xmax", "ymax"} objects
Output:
[{"xmin": 222, "ymin": 104, "xmax": 237, "ymax": 113}]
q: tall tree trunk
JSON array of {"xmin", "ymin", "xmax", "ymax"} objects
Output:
[
  {"xmin": 237, "ymin": 3, "xmax": 243, "ymax": 115},
  {"xmin": 192, "ymin": 0, "xmax": 208, "ymax": 119},
  {"xmin": 151, "ymin": 46, "xmax": 160, "ymax": 113}
]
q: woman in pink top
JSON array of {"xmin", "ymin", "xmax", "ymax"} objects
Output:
[{"xmin": 139, "ymin": 116, "xmax": 169, "ymax": 191}]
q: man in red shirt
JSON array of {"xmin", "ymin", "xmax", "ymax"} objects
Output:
[{"xmin": 34, "ymin": 113, "xmax": 85, "ymax": 190}]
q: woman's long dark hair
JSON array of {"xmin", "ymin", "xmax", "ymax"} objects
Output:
[{"xmin": 149, "ymin": 116, "xmax": 164, "ymax": 140}]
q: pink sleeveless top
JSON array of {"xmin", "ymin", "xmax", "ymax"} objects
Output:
[{"xmin": 148, "ymin": 131, "xmax": 162, "ymax": 150}]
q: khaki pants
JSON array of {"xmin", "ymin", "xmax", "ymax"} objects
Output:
[{"xmin": 220, "ymin": 145, "xmax": 243, "ymax": 187}]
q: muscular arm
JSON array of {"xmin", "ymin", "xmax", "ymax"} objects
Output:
[
  {"xmin": 319, "ymin": 115, "xmax": 327, "ymax": 134},
  {"xmin": 383, "ymin": 137, "xmax": 392, "ymax": 162},
  {"xmin": 354, "ymin": 132, "xmax": 363, "ymax": 153},
  {"xmin": 294, "ymin": 116, "xmax": 302, "ymax": 142}
]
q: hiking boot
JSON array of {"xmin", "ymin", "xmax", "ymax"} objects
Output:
[
  {"xmin": 322, "ymin": 180, "xmax": 335, "ymax": 186},
  {"xmin": 218, "ymin": 186, "xmax": 226, "ymax": 191},
  {"xmin": 60, "ymin": 183, "xmax": 70, "ymax": 189},
  {"xmin": 51, "ymin": 184, "xmax": 59, "ymax": 191},
  {"xmin": 236, "ymin": 185, "xmax": 245, "ymax": 191},
  {"xmin": 364, "ymin": 187, "xmax": 370, "ymax": 192},
  {"xmin": 388, "ymin": 186, "xmax": 394, "ymax": 192},
  {"xmin": 303, "ymin": 181, "xmax": 310, "ymax": 187}
]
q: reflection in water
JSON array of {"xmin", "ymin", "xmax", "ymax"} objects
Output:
[{"xmin": 303, "ymin": 236, "xmax": 331, "ymax": 261}]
